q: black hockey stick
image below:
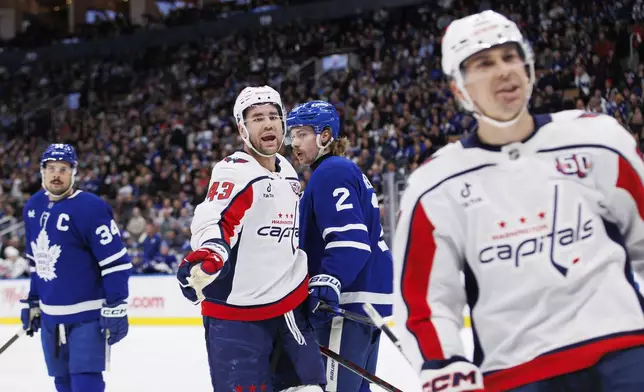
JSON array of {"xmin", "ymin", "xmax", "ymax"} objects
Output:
[
  {"xmin": 0, "ymin": 328, "xmax": 25, "ymax": 356},
  {"xmin": 316, "ymin": 302, "xmax": 377, "ymax": 327},
  {"xmin": 319, "ymin": 345, "xmax": 403, "ymax": 392}
]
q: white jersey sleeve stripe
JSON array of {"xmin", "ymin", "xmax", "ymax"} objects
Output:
[
  {"xmin": 322, "ymin": 224, "xmax": 368, "ymax": 240},
  {"xmin": 98, "ymin": 248, "xmax": 128, "ymax": 267},
  {"xmin": 325, "ymin": 241, "xmax": 371, "ymax": 252},
  {"xmin": 101, "ymin": 263, "xmax": 132, "ymax": 277}
]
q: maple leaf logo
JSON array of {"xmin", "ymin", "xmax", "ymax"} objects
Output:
[{"xmin": 31, "ymin": 229, "xmax": 62, "ymax": 282}]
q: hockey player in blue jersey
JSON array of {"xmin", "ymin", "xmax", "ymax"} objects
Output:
[
  {"xmin": 287, "ymin": 101, "xmax": 393, "ymax": 391},
  {"xmin": 20, "ymin": 144, "xmax": 132, "ymax": 392}
]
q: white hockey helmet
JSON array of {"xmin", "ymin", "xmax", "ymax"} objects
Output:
[
  {"xmin": 441, "ymin": 10, "xmax": 535, "ymax": 128},
  {"xmin": 233, "ymin": 85, "xmax": 287, "ymax": 158}
]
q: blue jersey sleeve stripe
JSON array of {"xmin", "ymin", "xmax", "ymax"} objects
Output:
[
  {"xmin": 322, "ymin": 223, "xmax": 368, "ymax": 240},
  {"xmin": 325, "ymin": 240, "xmax": 371, "ymax": 252},
  {"xmin": 98, "ymin": 248, "xmax": 128, "ymax": 267},
  {"xmin": 101, "ymin": 263, "xmax": 132, "ymax": 277}
]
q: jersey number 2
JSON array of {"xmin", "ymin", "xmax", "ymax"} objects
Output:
[
  {"xmin": 207, "ymin": 181, "xmax": 234, "ymax": 201},
  {"xmin": 333, "ymin": 187, "xmax": 353, "ymax": 211}
]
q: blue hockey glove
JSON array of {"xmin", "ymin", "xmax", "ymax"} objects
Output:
[
  {"xmin": 307, "ymin": 274, "xmax": 341, "ymax": 329},
  {"xmin": 177, "ymin": 247, "xmax": 225, "ymax": 304},
  {"xmin": 20, "ymin": 298, "xmax": 41, "ymax": 337},
  {"xmin": 100, "ymin": 301, "xmax": 128, "ymax": 345}
]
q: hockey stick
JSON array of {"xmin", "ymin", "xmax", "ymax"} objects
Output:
[
  {"xmin": 318, "ymin": 345, "xmax": 403, "ymax": 392},
  {"xmin": 316, "ymin": 302, "xmax": 377, "ymax": 327},
  {"xmin": 362, "ymin": 303, "xmax": 405, "ymax": 355},
  {"xmin": 0, "ymin": 327, "xmax": 25, "ymax": 356},
  {"xmin": 105, "ymin": 330, "xmax": 111, "ymax": 372}
]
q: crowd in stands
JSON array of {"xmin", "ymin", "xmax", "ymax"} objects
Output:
[{"xmin": 1, "ymin": 0, "xmax": 644, "ymax": 278}]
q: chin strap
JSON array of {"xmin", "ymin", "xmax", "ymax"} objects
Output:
[
  {"xmin": 240, "ymin": 122, "xmax": 285, "ymax": 159},
  {"xmin": 314, "ymin": 134, "xmax": 333, "ymax": 162},
  {"xmin": 472, "ymin": 103, "xmax": 530, "ymax": 128}
]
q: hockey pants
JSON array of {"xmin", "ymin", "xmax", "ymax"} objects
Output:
[
  {"xmin": 203, "ymin": 304, "xmax": 326, "ymax": 392},
  {"xmin": 508, "ymin": 346, "xmax": 644, "ymax": 392},
  {"xmin": 314, "ymin": 316, "xmax": 381, "ymax": 392},
  {"xmin": 40, "ymin": 318, "xmax": 105, "ymax": 392}
]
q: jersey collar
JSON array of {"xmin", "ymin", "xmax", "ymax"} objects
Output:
[
  {"xmin": 311, "ymin": 153, "xmax": 333, "ymax": 171},
  {"xmin": 460, "ymin": 114, "xmax": 553, "ymax": 152}
]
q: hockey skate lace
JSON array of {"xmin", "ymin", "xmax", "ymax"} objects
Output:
[{"xmin": 284, "ymin": 310, "xmax": 306, "ymax": 345}]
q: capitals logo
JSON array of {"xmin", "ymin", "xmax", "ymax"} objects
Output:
[{"xmin": 478, "ymin": 184, "xmax": 594, "ymax": 276}]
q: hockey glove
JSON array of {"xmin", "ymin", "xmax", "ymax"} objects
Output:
[
  {"xmin": 420, "ymin": 360, "xmax": 485, "ymax": 392},
  {"xmin": 177, "ymin": 246, "xmax": 225, "ymax": 305},
  {"xmin": 307, "ymin": 274, "xmax": 341, "ymax": 329},
  {"xmin": 100, "ymin": 301, "xmax": 129, "ymax": 345},
  {"xmin": 20, "ymin": 298, "xmax": 41, "ymax": 336}
]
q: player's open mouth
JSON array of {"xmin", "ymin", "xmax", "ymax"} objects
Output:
[
  {"xmin": 496, "ymin": 85, "xmax": 519, "ymax": 94},
  {"xmin": 261, "ymin": 134, "xmax": 277, "ymax": 142}
]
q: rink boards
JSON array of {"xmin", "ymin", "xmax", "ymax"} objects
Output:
[{"xmin": 0, "ymin": 275, "xmax": 472, "ymax": 327}]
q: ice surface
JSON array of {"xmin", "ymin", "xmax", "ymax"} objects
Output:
[{"xmin": 0, "ymin": 325, "xmax": 473, "ymax": 392}]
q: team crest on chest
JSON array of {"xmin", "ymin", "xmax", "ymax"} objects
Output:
[{"xmin": 31, "ymin": 229, "xmax": 61, "ymax": 282}]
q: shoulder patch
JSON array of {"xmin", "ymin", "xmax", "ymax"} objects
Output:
[
  {"xmin": 224, "ymin": 156, "xmax": 248, "ymax": 164},
  {"xmin": 578, "ymin": 112, "xmax": 600, "ymax": 119}
]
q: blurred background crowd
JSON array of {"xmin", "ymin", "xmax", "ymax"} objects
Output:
[{"xmin": 1, "ymin": 0, "xmax": 644, "ymax": 278}]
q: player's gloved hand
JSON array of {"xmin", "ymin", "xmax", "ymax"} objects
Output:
[
  {"xmin": 307, "ymin": 274, "xmax": 341, "ymax": 329},
  {"xmin": 420, "ymin": 360, "xmax": 485, "ymax": 392},
  {"xmin": 100, "ymin": 301, "xmax": 129, "ymax": 345},
  {"xmin": 177, "ymin": 246, "xmax": 225, "ymax": 305},
  {"xmin": 20, "ymin": 297, "xmax": 41, "ymax": 337}
]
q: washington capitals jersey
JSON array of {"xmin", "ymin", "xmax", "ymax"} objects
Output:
[
  {"xmin": 393, "ymin": 111, "xmax": 644, "ymax": 391},
  {"xmin": 190, "ymin": 151, "xmax": 308, "ymax": 321},
  {"xmin": 24, "ymin": 190, "xmax": 132, "ymax": 324},
  {"xmin": 299, "ymin": 154, "xmax": 393, "ymax": 316}
]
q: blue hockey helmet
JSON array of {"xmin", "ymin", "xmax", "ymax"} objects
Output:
[
  {"xmin": 40, "ymin": 144, "xmax": 78, "ymax": 169},
  {"xmin": 286, "ymin": 100, "xmax": 340, "ymax": 145}
]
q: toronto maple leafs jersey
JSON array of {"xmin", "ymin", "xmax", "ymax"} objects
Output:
[
  {"xmin": 24, "ymin": 190, "xmax": 132, "ymax": 324},
  {"xmin": 299, "ymin": 154, "xmax": 393, "ymax": 316},
  {"xmin": 190, "ymin": 151, "xmax": 308, "ymax": 321},
  {"xmin": 393, "ymin": 111, "xmax": 644, "ymax": 391}
]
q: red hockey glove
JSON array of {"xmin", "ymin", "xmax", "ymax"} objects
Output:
[
  {"xmin": 421, "ymin": 361, "xmax": 485, "ymax": 392},
  {"xmin": 177, "ymin": 247, "xmax": 225, "ymax": 304}
]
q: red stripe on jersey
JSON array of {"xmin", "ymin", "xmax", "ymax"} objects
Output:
[
  {"xmin": 616, "ymin": 156, "xmax": 644, "ymax": 220},
  {"xmin": 219, "ymin": 185, "xmax": 254, "ymax": 245},
  {"xmin": 200, "ymin": 277, "xmax": 308, "ymax": 321},
  {"xmin": 401, "ymin": 203, "xmax": 444, "ymax": 360},
  {"xmin": 484, "ymin": 333, "xmax": 644, "ymax": 391}
]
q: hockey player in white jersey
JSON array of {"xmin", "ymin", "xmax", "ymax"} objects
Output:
[
  {"xmin": 177, "ymin": 86, "xmax": 325, "ymax": 392},
  {"xmin": 393, "ymin": 10, "xmax": 644, "ymax": 392}
]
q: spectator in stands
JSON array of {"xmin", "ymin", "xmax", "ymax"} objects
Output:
[
  {"xmin": 126, "ymin": 207, "xmax": 147, "ymax": 238},
  {"xmin": 0, "ymin": 246, "xmax": 28, "ymax": 279},
  {"xmin": 139, "ymin": 222, "xmax": 162, "ymax": 273}
]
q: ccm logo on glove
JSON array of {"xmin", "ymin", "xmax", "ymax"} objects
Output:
[
  {"xmin": 101, "ymin": 308, "xmax": 127, "ymax": 317},
  {"xmin": 421, "ymin": 361, "xmax": 484, "ymax": 392}
]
